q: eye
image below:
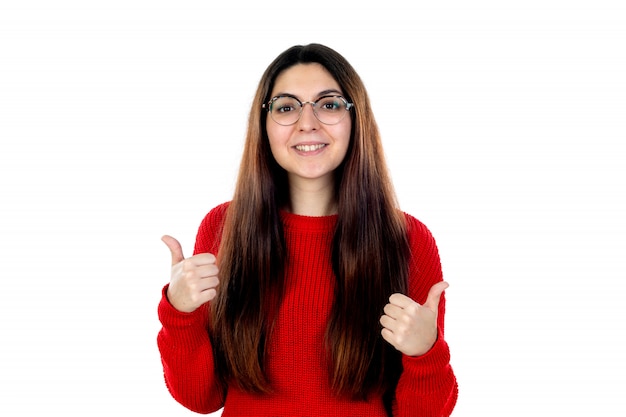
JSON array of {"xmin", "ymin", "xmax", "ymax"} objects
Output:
[
  {"xmin": 271, "ymin": 97, "xmax": 300, "ymax": 114},
  {"xmin": 276, "ymin": 104, "xmax": 295, "ymax": 113},
  {"xmin": 318, "ymin": 96, "xmax": 344, "ymax": 112}
]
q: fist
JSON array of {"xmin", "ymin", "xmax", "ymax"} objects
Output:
[
  {"xmin": 161, "ymin": 235, "xmax": 220, "ymax": 313},
  {"xmin": 380, "ymin": 281, "xmax": 449, "ymax": 356}
]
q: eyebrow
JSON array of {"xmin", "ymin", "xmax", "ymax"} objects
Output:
[{"xmin": 272, "ymin": 89, "xmax": 344, "ymax": 100}]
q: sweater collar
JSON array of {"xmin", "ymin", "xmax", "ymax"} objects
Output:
[{"xmin": 279, "ymin": 210, "xmax": 338, "ymax": 232}]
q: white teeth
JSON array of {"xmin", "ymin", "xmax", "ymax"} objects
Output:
[{"xmin": 295, "ymin": 144, "xmax": 325, "ymax": 152}]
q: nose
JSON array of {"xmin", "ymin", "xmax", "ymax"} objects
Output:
[{"xmin": 297, "ymin": 102, "xmax": 319, "ymax": 130}]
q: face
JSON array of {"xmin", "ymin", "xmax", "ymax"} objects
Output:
[{"xmin": 266, "ymin": 63, "xmax": 352, "ymax": 188}]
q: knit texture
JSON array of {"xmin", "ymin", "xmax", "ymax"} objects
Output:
[{"xmin": 158, "ymin": 202, "xmax": 458, "ymax": 416}]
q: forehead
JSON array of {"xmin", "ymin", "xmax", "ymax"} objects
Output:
[{"xmin": 271, "ymin": 63, "xmax": 342, "ymax": 97}]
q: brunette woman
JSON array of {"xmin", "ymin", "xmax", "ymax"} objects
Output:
[{"xmin": 158, "ymin": 43, "xmax": 458, "ymax": 417}]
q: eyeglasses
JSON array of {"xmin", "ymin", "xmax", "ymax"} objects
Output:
[{"xmin": 263, "ymin": 95, "xmax": 354, "ymax": 126}]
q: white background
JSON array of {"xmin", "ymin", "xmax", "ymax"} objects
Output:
[{"xmin": 1, "ymin": 1, "xmax": 625, "ymax": 415}]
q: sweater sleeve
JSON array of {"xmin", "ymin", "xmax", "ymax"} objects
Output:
[
  {"xmin": 157, "ymin": 286, "xmax": 225, "ymax": 414},
  {"xmin": 156, "ymin": 203, "xmax": 230, "ymax": 414},
  {"xmin": 393, "ymin": 214, "xmax": 458, "ymax": 417}
]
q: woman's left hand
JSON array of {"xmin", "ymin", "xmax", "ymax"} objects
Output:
[{"xmin": 380, "ymin": 281, "xmax": 449, "ymax": 357}]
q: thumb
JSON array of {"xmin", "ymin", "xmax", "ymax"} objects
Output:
[
  {"xmin": 161, "ymin": 235, "xmax": 185, "ymax": 265},
  {"xmin": 424, "ymin": 281, "xmax": 449, "ymax": 312}
]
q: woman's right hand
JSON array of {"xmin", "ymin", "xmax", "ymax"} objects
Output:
[{"xmin": 161, "ymin": 235, "xmax": 220, "ymax": 313}]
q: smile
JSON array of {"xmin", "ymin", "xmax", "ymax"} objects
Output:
[{"xmin": 294, "ymin": 144, "xmax": 326, "ymax": 152}]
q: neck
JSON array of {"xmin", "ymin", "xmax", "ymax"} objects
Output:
[{"xmin": 286, "ymin": 176, "xmax": 337, "ymax": 217}]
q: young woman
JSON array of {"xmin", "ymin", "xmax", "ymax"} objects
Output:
[{"xmin": 158, "ymin": 43, "xmax": 458, "ymax": 417}]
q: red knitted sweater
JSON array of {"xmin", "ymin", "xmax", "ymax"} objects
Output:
[{"xmin": 157, "ymin": 203, "xmax": 458, "ymax": 416}]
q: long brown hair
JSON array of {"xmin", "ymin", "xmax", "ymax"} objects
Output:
[{"xmin": 210, "ymin": 44, "xmax": 410, "ymax": 401}]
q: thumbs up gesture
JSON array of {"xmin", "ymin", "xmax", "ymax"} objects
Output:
[
  {"xmin": 379, "ymin": 281, "xmax": 449, "ymax": 357},
  {"xmin": 161, "ymin": 235, "xmax": 220, "ymax": 313}
]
